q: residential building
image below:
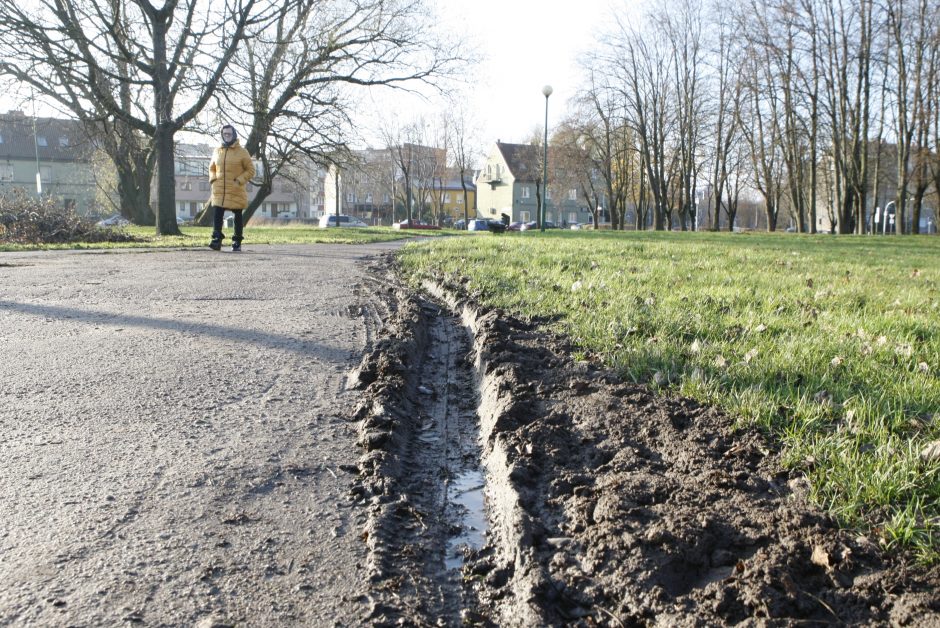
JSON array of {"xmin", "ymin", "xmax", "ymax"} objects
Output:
[
  {"xmin": 475, "ymin": 141, "xmax": 596, "ymax": 225},
  {"xmin": 323, "ymin": 148, "xmax": 396, "ymax": 225},
  {"xmin": 431, "ymin": 173, "xmax": 476, "ymax": 225},
  {"xmin": 0, "ymin": 111, "xmax": 97, "ymax": 213}
]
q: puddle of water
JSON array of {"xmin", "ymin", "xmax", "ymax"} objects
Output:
[{"xmin": 444, "ymin": 468, "xmax": 487, "ymax": 571}]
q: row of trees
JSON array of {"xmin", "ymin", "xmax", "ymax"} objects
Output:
[
  {"xmin": 0, "ymin": 0, "xmax": 464, "ymax": 235},
  {"xmin": 560, "ymin": 0, "xmax": 940, "ymax": 233}
]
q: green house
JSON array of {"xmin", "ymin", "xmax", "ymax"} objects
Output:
[{"xmin": 0, "ymin": 111, "xmax": 97, "ymax": 213}]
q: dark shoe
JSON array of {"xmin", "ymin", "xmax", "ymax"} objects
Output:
[
  {"xmin": 231, "ymin": 242, "xmax": 241, "ymax": 252},
  {"xmin": 209, "ymin": 239, "xmax": 222, "ymax": 251}
]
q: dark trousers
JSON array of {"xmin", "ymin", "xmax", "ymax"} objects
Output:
[{"xmin": 211, "ymin": 206, "xmax": 244, "ymax": 243}]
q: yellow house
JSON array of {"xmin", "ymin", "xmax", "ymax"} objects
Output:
[{"xmin": 434, "ymin": 172, "xmax": 477, "ymax": 224}]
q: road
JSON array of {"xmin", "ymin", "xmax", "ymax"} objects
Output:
[{"xmin": 0, "ymin": 243, "xmax": 400, "ymax": 626}]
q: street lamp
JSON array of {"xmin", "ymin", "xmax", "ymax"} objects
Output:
[{"xmin": 541, "ymin": 85, "xmax": 552, "ymax": 233}]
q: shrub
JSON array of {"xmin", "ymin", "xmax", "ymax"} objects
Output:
[{"xmin": 0, "ymin": 191, "xmax": 139, "ymax": 244}]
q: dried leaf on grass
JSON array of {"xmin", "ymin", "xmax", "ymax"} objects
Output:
[{"xmin": 920, "ymin": 441, "xmax": 940, "ymax": 465}]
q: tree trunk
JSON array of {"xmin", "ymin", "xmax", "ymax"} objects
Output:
[{"xmin": 118, "ymin": 167, "xmax": 155, "ymax": 226}]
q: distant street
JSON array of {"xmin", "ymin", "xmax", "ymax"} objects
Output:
[{"xmin": 0, "ymin": 243, "xmax": 400, "ymax": 626}]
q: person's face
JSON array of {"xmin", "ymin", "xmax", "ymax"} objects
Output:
[{"xmin": 222, "ymin": 129, "xmax": 234, "ymax": 142}]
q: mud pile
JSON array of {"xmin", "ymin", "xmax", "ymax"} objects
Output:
[{"xmin": 350, "ymin": 261, "xmax": 939, "ymax": 626}]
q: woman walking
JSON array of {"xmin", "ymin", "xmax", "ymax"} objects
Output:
[{"xmin": 208, "ymin": 124, "xmax": 255, "ymax": 251}]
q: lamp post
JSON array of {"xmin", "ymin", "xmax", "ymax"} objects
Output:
[
  {"xmin": 30, "ymin": 86, "xmax": 41, "ymax": 196},
  {"xmin": 541, "ymin": 85, "xmax": 552, "ymax": 233}
]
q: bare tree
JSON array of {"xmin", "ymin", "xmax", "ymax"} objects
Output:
[
  {"xmin": 447, "ymin": 103, "xmax": 482, "ymax": 227},
  {"xmin": 382, "ymin": 118, "xmax": 444, "ymax": 224},
  {"xmin": 739, "ymin": 11, "xmax": 786, "ymax": 232},
  {"xmin": 700, "ymin": 0, "xmax": 743, "ymax": 231},
  {"xmin": 658, "ymin": 0, "xmax": 705, "ymax": 230},
  {"xmin": 612, "ymin": 19, "xmax": 676, "ymax": 231},
  {"xmin": 0, "ymin": 0, "xmax": 279, "ymax": 235},
  {"xmin": 193, "ymin": 0, "xmax": 463, "ymax": 226},
  {"xmin": 552, "ymin": 121, "xmax": 606, "ymax": 228},
  {"xmin": 887, "ymin": 0, "xmax": 937, "ymax": 234},
  {"xmin": 573, "ymin": 70, "xmax": 621, "ymax": 228}
]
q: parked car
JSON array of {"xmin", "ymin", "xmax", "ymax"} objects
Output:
[
  {"xmin": 507, "ymin": 221, "xmax": 526, "ymax": 231},
  {"xmin": 520, "ymin": 220, "xmax": 563, "ymax": 231},
  {"xmin": 319, "ymin": 214, "xmax": 368, "ymax": 228},
  {"xmin": 453, "ymin": 219, "xmax": 466, "ymax": 230},
  {"xmin": 394, "ymin": 218, "xmax": 441, "ymax": 230},
  {"xmin": 467, "ymin": 219, "xmax": 491, "ymax": 231},
  {"xmin": 486, "ymin": 220, "xmax": 507, "ymax": 234}
]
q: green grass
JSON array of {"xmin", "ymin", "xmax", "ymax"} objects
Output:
[
  {"xmin": 397, "ymin": 230, "xmax": 940, "ymax": 562},
  {"xmin": 0, "ymin": 224, "xmax": 454, "ymax": 251}
]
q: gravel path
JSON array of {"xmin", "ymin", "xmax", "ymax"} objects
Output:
[{"xmin": 0, "ymin": 243, "xmax": 401, "ymax": 626}]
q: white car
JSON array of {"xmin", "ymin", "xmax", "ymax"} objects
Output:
[
  {"xmin": 96, "ymin": 215, "xmax": 130, "ymax": 227},
  {"xmin": 318, "ymin": 214, "xmax": 368, "ymax": 228}
]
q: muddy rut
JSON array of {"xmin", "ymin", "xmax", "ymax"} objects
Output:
[{"xmin": 349, "ymin": 259, "xmax": 939, "ymax": 627}]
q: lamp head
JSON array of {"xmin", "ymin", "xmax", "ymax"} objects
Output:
[{"xmin": 542, "ymin": 85, "xmax": 553, "ymax": 97}]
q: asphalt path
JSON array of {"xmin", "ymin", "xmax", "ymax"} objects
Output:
[{"xmin": 0, "ymin": 242, "xmax": 403, "ymax": 626}]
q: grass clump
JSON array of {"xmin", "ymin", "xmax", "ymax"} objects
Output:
[{"xmin": 397, "ymin": 230, "xmax": 940, "ymax": 562}]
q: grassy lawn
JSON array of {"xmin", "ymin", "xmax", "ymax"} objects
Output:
[
  {"xmin": 398, "ymin": 230, "xmax": 940, "ymax": 562},
  {"xmin": 0, "ymin": 224, "xmax": 456, "ymax": 251}
]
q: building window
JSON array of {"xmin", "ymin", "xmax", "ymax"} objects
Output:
[
  {"xmin": 0, "ymin": 164, "xmax": 12, "ymax": 181},
  {"xmin": 37, "ymin": 136, "xmax": 48, "ymax": 147},
  {"xmin": 546, "ymin": 189, "xmax": 552, "ymax": 200},
  {"xmin": 522, "ymin": 186, "xmax": 530, "ymax": 199},
  {"xmin": 444, "ymin": 193, "xmax": 451, "ymax": 203},
  {"xmin": 365, "ymin": 193, "xmax": 373, "ymax": 203},
  {"xmin": 0, "ymin": 133, "xmax": 5, "ymax": 144},
  {"xmin": 521, "ymin": 211, "xmax": 530, "ymax": 222},
  {"xmin": 200, "ymin": 181, "xmax": 209, "ymax": 191},
  {"xmin": 456, "ymin": 196, "xmax": 463, "ymax": 204},
  {"xmin": 59, "ymin": 137, "xmax": 69, "ymax": 147},
  {"xmin": 346, "ymin": 192, "xmax": 356, "ymax": 202},
  {"xmin": 568, "ymin": 189, "xmax": 577, "ymax": 201},
  {"xmin": 180, "ymin": 181, "xmax": 192, "ymax": 191}
]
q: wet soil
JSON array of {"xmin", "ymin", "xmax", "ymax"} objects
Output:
[{"xmin": 351, "ymin": 256, "xmax": 939, "ymax": 627}]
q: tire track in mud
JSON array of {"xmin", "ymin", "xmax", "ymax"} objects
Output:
[
  {"xmin": 351, "ymin": 261, "xmax": 939, "ymax": 627},
  {"xmin": 351, "ymin": 291, "xmax": 487, "ymax": 624}
]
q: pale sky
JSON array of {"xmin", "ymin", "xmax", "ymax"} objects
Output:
[{"xmin": 437, "ymin": 0, "xmax": 618, "ymax": 144}]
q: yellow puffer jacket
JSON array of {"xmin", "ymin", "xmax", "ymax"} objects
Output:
[{"xmin": 209, "ymin": 140, "xmax": 255, "ymax": 210}]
